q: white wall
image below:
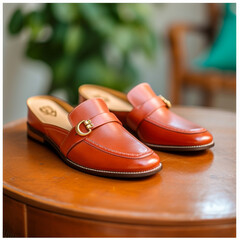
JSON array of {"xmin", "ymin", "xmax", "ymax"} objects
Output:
[
  {"xmin": 136, "ymin": 3, "xmax": 207, "ymax": 94},
  {"xmin": 4, "ymin": 3, "xmax": 51, "ymax": 124},
  {"xmin": 3, "ymin": 3, "xmax": 234, "ymax": 124}
]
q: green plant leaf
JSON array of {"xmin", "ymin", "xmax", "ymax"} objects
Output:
[
  {"xmin": 75, "ymin": 58, "xmax": 105, "ymax": 86},
  {"xmin": 26, "ymin": 41, "xmax": 47, "ymax": 61},
  {"xmin": 52, "ymin": 23, "xmax": 68, "ymax": 45},
  {"xmin": 25, "ymin": 11, "xmax": 45, "ymax": 40},
  {"xmin": 8, "ymin": 9, "xmax": 24, "ymax": 34},
  {"xmin": 79, "ymin": 3, "xmax": 104, "ymax": 22},
  {"xmin": 79, "ymin": 3, "xmax": 114, "ymax": 36},
  {"xmin": 64, "ymin": 26, "xmax": 83, "ymax": 55},
  {"xmin": 8, "ymin": 3, "xmax": 159, "ymax": 105},
  {"xmin": 111, "ymin": 26, "xmax": 134, "ymax": 53},
  {"xmin": 51, "ymin": 3, "xmax": 79, "ymax": 23},
  {"xmin": 136, "ymin": 27, "xmax": 156, "ymax": 58},
  {"xmin": 53, "ymin": 57, "xmax": 74, "ymax": 87}
]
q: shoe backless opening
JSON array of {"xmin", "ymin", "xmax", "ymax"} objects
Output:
[
  {"xmin": 79, "ymin": 85, "xmax": 132, "ymax": 112},
  {"xmin": 27, "ymin": 96, "xmax": 73, "ymax": 131}
]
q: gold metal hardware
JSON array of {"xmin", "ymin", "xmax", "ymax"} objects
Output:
[
  {"xmin": 159, "ymin": 95, "xmax": 172, "ymax": 108},
  {"xmin": 39, "ymin": 106, "xmax": 57, "ymax": 116},
  {"xmin": 75, "ymin": 120, "xmax": 94, "ymax": 136}
]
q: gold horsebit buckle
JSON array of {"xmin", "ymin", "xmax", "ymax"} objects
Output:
[
  {"xmin": 159, "ymin": 95, "xmax": 171, "ymax": 108},
  {"xmin": 75, "ymin": 120, "xmax": 94, "ymax": 136}
]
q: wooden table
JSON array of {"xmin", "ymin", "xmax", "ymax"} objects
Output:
[{"xmin": 3, "ymin": 107, "xmax": 236, "ymax": 237}]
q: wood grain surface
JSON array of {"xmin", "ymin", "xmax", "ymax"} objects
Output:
[{"xmin": 3, "ymin": 106, "xmax": 236, "ymax": 237}]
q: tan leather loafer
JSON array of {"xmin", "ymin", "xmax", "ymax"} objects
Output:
[
  {"xmin": 27, "ymin": 95, "xmax": 161, "ymax": 178},
  {"xmin": 79, "ymin": 83, "xmax": 214, "ymax": 151}
]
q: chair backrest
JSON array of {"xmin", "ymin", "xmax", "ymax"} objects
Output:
[{"xmin": 206, "ymin": 3, "xmax": 223, "ymax": 44}]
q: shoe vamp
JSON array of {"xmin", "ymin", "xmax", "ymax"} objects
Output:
[
  {"xmin": 147, "ymin": 108, "xmax": 205, "ymax": 133},
  {"xmin": 85, "ymin": 122, "xmax": 151, "ymax": 157}
]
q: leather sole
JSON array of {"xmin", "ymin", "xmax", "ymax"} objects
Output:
[
  {"xmin": 145, "ymin": 141, "xmax": 215, "ymax": 152},
  {"xmin": 27, "ymin": 123, "xmax": 162, "ymax": 179}
]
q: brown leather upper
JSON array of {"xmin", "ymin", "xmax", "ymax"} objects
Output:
[
  {"xmin": 79, "ymin": 83, "xmax": 214, "ymax": 147},
  {"xmin": 27, "ymin": 97, "xmax": 160, "ymax": 173},
  {"xmin": 123, "ymin": 83, "xmax": 213, "ymax": 146}
]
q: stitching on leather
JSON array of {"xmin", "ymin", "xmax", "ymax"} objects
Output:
[
  {"xmin": 117, "ymin": 124, "xmax": 151, "ymax": 147},
  {"xmin": 68, "ymin": 105, "xmax": 116, "ymax": 126},
  {"xmin": 44, "ymin": 126, "xmax": 68, "ymax": 142},
  {"xmin": 64, "ymin": 114, "xmax": 121, "ymax": 155},
  {"xmin": 60, "ymin": 130, "xmax": 73, "ymax": 151},
  {"xmin": 130, "ymin": 95, "xmax": 165, "ymax": 110},
  {"xmin": 66, "ymin": 138, "xmax": 85, "ymax": 158},
  {"xmin": 66, "ymin": 121, "xmax": 150, "ymax": 159},
  {"xmin": 66, "ymin": 159, "xmax": 162, "ymax": 174},
  {"xmin": 145, "ymin": 117, "xmax": 206, "ymax": 134},
  {"xmin": 84, "ymin": 138, "xmax": 152, "ymax": 159},
  {"xmin": 128, "ymin": 96, "xmax": 164, "ymax": 131},
  {"xmin": 135, "ymin": 107, "xmax": 160, "ymax": 132},
  {"xmin": 146, "ymin": 141, "xmax": 214, "ymax": 149},
  {"xmin": 44, "ymin": 126, "xmax": 68, "ymax": 135}
]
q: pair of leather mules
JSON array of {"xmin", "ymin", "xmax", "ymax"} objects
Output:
[{"xmin": 27, "ymin": 83, "xmax": 214, "ymax": 178}]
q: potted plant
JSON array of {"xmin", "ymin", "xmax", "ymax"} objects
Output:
[{"xmin": 9, "ymin": 3, "xmax": 158, "ymax": 104}]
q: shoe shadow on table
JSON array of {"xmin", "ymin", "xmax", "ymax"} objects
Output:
[{"xmin": 156, "ymin": 149, "xmax": 214, "ymax": 174}]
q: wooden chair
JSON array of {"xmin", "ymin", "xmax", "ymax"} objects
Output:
[{"xmin": 168, "ymin": 3, "xmax": 236, "ymax": 106}]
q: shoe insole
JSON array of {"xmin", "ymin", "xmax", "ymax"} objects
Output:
[
  {"xmin": 79, "ymin": 85, "xmax": 133, "ymax": 112},
  {"xmin": 27, "ymin": 96, "xmax": 73, "ymax": 131}
]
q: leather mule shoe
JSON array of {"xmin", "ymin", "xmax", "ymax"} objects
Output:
[
  {"xmin": 79, "ymin": 83, "xmax": 214, "ymax": 151},
  {"xmin": 27, "ymin": 96, "xmax": 161, "ymax": 178}
]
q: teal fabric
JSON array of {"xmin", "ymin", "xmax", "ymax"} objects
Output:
[{"xmin": 194, "ymin": 3, "xmax": 236, "ymax": 71}]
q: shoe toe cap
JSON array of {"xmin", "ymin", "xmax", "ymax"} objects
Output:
[
  {"xmin": 68, "ymin": 141, "xmax": 161, "ymax": 175},
  {"xmin": 192, "ymin": 131, "xmax": 214, "ymax": 146}
]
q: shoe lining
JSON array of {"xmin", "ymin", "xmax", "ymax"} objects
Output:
[
  {"xmin": 79, "ymin": 85, "xmax": 132, "ymax": 112},
  {"xmin": 27, "ymin": 96, "xmax": 72, "ymax": 131}
]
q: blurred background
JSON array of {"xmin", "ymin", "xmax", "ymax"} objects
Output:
[{"xmin": 3, "ymin": 3, "xmax": 236, "ymax": 124}]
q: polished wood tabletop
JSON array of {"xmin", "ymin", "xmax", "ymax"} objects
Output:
[{"xmin": 3, "ymin": 106, "xmax": 236, "ymax": 237}]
